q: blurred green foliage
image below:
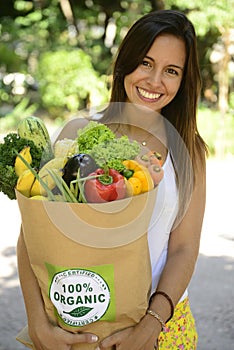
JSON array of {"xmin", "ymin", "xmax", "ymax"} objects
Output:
[
  {"xmin": 0, "ymin": 97, "xmax": 37, "ymax": 131},
  {"xmin": 0, "ymin": 43, "xmax": 23, "ymax": 72},
  {"xmin": 0, "ymin": 0, "xmax": 159, "ymax": 124},
  {"xmin": 36, "ymin": 49, "xmax": 109, "ymax": 116},
  {"xmin": 0, "ymin": 0, "xmax": 233, "ymax": 157},
  {"xmin": 198, "ymin": 106, "xmax": 234, "ymax": 156}
]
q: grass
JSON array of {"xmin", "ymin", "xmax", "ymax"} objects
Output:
[{"xmin": 197, "ymin": 106, "xmax": 234, "ymax": 157}]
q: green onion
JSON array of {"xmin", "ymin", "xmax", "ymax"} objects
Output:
[{"xmin": 46, "ymin": 169, "xmax": 78, "ymax": 203}]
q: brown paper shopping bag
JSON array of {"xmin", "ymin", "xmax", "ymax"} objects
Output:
[{"xmin": 16, "ymin": 187, "xmax": 157, "ymax": 349}]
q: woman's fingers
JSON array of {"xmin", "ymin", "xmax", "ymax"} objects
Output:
[
  {"xmin": 95, "ymin": 328, "xmax": 133, "ymax": 349},
  {"xmin": 31, "ymin": 325, "xmax": 99, "ymax": 350},
  {"xmin": 67, "ymin": 332, "xmax": 99, "ymax": 345}
]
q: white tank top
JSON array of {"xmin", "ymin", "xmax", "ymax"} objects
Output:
[{"xmin": 148, "ymin": 153, "xmax": 188, "ymax": 301}]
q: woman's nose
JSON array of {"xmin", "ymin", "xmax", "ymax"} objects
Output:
[{"xmin": 147, "ymin": 70, "xmax": 162, "ymax": 87}]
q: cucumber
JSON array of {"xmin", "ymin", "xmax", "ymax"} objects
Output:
[{"xmin": 17, "ymin": 116, "xmax": 54, "ymax": 163}]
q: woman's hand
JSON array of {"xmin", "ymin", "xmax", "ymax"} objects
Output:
[
  {"xmin": 17, "ymin": 232, "xmax": 98, "ymax": 350},
  {"xmin": 95, "ymin": 315, "xmax": 160, "ymax": 350},
  {"xmin": 28, "ymin": 319, "xmax": 98, "ymax": 350}
]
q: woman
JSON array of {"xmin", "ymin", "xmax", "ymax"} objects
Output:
[{"xmin": 17, "ymin": 9, "xmax": 207, "ymax": 350}]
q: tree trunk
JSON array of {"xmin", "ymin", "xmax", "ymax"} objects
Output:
[
  {"xmin": 215, "ymin": 30, "xmax": 231, "ymax": 158},
  {"xmin": 59, "ymin": 0, "xmax": 79, "ymax": 35}
]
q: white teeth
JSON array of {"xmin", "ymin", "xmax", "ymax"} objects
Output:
[{"xmin": 138, "ymin": 88, "xmax": 161, "ymax": 100}]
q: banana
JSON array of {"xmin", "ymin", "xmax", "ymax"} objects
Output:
[
  {"xmin": 30, "ymin": 179, "xmax": 43, "ymax": 197},
  {"xmin": 16, "ymin": 169, "xmax": 36, "ymax": 197},
  {"xmin": 30, "ymin": 195, "xmax": 48, "ymax": 200},
  {"xmin": 15, "ymin": 146, "xmax": 32, "ymax": 177},
  {"xmin": 30, "ymin": 157, "xmax": 67, "ymax": 196}
]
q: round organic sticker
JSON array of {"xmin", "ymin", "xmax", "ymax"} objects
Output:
[{"xmin": 49, "ymin": 268, "xmax": 111, "ymax": 327}]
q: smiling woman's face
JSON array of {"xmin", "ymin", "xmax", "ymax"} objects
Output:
[{"xmin": 124, "ymin": 34, "xmax": 186, "ymax": 113}]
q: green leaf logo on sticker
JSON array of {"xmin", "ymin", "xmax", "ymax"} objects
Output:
[
  {"xmin": 49, "ymin": 268, "xmax": 111, "ymax": 327},
  {"xmin": 64, "ymin": 306, "xmax": 93, "ymax": 317}
]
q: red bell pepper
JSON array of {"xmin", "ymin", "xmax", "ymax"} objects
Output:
[{"xmin": 84, "ymin": 168, "xmax": 126, "ymax": 203}]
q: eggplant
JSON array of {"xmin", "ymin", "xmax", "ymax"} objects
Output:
[{"xmin": 62, "ymin": 154, "xmax": 98, "ymax": 186}]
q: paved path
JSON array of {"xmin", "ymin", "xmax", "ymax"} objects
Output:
[
  {"xmin": 0, "ymin": 158, "xmax": 233, "ymax": 350},
  {"xmin": 189, "ymin": 157, "xmax": 234, "ymax": 349}
]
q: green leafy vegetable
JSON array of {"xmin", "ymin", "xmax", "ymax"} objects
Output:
[
  {"xmin": 89, "ymin": 136, "xmax": 141, "ymax": 171},
  {"xmin": 77, "ymin": 121, "xmax": 115, "ymax": 153},
  {"xmin": 0, "ymin": 133, "xmax": 43, "ymax": 200},
  {"xmin": 0, "ymin": 133, "xmax": 42, "ymax": 168},
  {"xmin": 0, "ymin": 165, "xmax": 18, "ymax": 200},
  {"xmin": 77, "ymin": 121, "xmax": 141, "ymax": 172}
]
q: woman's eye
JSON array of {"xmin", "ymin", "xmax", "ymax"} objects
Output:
[
  {"xmin": 166, "ymin": 68, "xmax": 179, "ymax": 76},
  {"xmin": 141, "ymin": 60, "xmax": 152, "ymax": 69}
]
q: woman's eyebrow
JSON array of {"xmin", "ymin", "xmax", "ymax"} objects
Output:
[
  {"xmin": 145, "ymin": 55, "xmax": 154, "ymax": 62},
  {"xmin": 144, "ymin": 55, "xmax": 184, "ymax": 71},
  {"xmin": 169, "ymin": 64, "xmax": 184, "ymax": 71}
]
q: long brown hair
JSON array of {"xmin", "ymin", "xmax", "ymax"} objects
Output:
[
  {"xmin": 102, "ymin": 10, "xmax": 207, "ymax": 175},
  {"xmin": 101, "ymin": 10, "xmax": 207, "ymax": 221}
]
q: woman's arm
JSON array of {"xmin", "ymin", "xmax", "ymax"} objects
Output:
[
  {"xmin": 149, "ymin": 155, "xmax": 206, "ymax": 320},
  {"xmin": 17, "ymin": 228, "xmax": 98, "ymax": 350},
  {"xmin": 96, "ymin": 156, "xmax": 206, "ymax": 350}
]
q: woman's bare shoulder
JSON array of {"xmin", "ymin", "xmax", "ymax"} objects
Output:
[{"xmin": 53, "ymin": 117, "xmax": 89, "ymax": 142}]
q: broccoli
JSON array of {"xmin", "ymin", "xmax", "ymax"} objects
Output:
[
  {"xmin": 89, "ymin": 136, "xmax": 141, "ymax": 171},
  {"xmin": 0, "ymin": 165, "xmax": 18, "ymax": 200},
  {"xmin": 0, "ymin": 133, "xmax": 43, "ymax": 200}
]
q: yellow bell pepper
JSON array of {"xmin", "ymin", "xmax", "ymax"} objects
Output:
[{"xmin": 122, "ymin": 160, "xmax": 154, "ymax": 195}]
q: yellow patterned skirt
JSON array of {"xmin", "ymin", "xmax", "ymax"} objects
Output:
[{"xmin": 158, "ymin": 297, "xmax": 197, "ymax": 349}]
